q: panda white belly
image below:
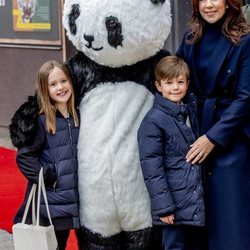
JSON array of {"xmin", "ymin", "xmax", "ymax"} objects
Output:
[{"xmin": 77, "ymin": 81, "xmax": 154, "ymax": 237}]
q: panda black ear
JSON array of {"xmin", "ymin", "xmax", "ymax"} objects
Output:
[{"xmin": 151, "ymin": 0, "xmax": 165, "ymax": 4}]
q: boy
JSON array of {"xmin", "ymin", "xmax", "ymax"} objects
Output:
[{"xmin": 137, "ymin": 56, "xmax": 205, "ymax": 250}]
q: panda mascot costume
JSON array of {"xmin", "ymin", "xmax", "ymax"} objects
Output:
[{"xmin": 10, "ymin": 0, "xmax": 172, "ymax": 249}]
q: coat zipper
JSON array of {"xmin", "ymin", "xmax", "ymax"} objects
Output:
[{"xmin": 66, "ymin": 118, "xmax": 74, "ymax": 156}]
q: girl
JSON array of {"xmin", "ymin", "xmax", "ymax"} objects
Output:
[{"xmin": 14, "ymin": 60, "xmax": 80, "ymax": 250}]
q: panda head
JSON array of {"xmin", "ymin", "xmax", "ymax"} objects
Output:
[{"xmin": 63, "ymin": 0, "xmax": 171, "ymax": 68}]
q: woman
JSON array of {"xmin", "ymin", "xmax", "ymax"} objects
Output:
[{"xmin": 177, "ymin": 0, "xmax": 250, "ymax": 249}]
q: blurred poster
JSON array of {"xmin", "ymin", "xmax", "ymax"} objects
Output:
[
  {"xmin": 0, "ymin": 0, "xmax": 5, "ymax": 7},
  {"xmin": 12, "ymin": 0, "xmax": 51, "ymax": 32}
]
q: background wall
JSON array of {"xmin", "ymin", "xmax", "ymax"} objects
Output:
[
  {"xmin": 166, "ymin": 0, "xmax": 192, "ymax": 53},
  {"xmin": 0, "ymin": 48, "xmax": 63, "ymax": 127}
]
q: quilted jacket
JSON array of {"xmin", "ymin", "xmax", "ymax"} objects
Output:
[
  {"xmin": 14, "ymin": 111, "xmax": 79, "ymax": 230},
  {"xmin": 138, "ymin": 92, "xmax": 205, "ymax": 226}
]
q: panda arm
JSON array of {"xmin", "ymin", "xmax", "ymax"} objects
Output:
[
  {"xmin": 9, "ymin": 95, "xmax": 39, "ymax": 148},
  {"xmin": 133, "ymin": 49, "xmax": 171, "ymax": 93},
  {"xmin": 65, "ymin": 52, "xmax": 93, "ymax": 106},
  {"xmin": 65, "ymin": 52, "xmax": 87, "ymax": 105}
]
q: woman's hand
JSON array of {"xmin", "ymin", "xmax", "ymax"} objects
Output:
[
  {"xmin": 160, "ymin": 214, "xmax": 175, "ymax": 224},
  {"xmin": 186, "ymin": 135, "xmax": 215, "ymax": 164}
]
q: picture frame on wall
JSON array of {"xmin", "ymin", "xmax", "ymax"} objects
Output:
[{"xmin": 0, "ymin": 0, "xmax": 63, "ymax": 47}]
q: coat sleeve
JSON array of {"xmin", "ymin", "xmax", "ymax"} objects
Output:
[
  {"xmin": 206, "ymin": 36, "xmax": 250, "ymax": 146},
  {"xmin": 16, "ymin": 117, "xmax": 57, "ymax": 187},
  {"xmin": 137, "ymin": 117, "xmax": 176, "ymax": 216}
]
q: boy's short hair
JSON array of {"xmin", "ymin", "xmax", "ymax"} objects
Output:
[{"xmin": 154, "ymin": 55, "xmax": 190, "ymax": 82}]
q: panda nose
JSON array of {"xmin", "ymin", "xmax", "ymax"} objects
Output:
[{"xmin": 84, "ymin": 34, "xmax": 94, "ymax": 43}]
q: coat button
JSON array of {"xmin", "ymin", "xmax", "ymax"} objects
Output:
[{"xmin": 227, "ymin": 69, "xmax": 231, "ymax": 74}]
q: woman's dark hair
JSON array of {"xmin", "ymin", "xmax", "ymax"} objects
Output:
[{"xmin": 187, "ymin": 0, "xmax": 250, "ymax": 45}]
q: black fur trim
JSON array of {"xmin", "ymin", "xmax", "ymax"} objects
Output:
[
  {"xmin": 9, "ymin": 95, "xmax": 39, "ymax": 148},
  {"xmin": 76, "ymin": 226, "xmax": 122, "ymax": 250},
  {"xmin": 148, "ymin": 226, "xmax": 163, "ymax": 250},
  {"xmin": 76, "ymin": 226, "xmax": 161, "ymax": 250},
  {"xmin": 122, "ymin": 226, "xmax": 163, "ymax": 250},
  {"xmin": 65, "ymin": 49, "xmax": 171, "ymax": 105},
  {"xmin": 121, "ymin": 228, "xmax": 152, "ymax": 250}
]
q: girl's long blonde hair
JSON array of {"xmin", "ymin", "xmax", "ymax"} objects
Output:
[
  {"xmin": 36, "ymin": 60, "xmax": 79, "ymax": 134},
  {"xmin": 187, "ymin": 0, "xmax": 250, "ymax": 45}
]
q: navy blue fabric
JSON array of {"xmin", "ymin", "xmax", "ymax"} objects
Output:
[
  {"xmin": 14, "ymin": 111, "xmax": 79, "ymax": 231},
  {"xmin": 177, "ymin": 30, "xmax": 250, "ymax": 146},
  {"xmin": 177, "ymin": 23, "xmax": 250, "ymax": 250},
  {"xmin": 138, "ymin": 93, "xmax": 205, "ymax": 227},
  {"xmin": 162, "ymin": 225, "xmax": 206, "ymax": 250}
]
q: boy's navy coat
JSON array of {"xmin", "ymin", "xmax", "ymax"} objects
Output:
[
  {"xmin": 14, "ymin": 111, "xmax": 79, "ymax": 231},
  {"xmin": 138, "ymin": 93, "xmax": 205, "ymax": 227},
  {"xmin": 177, "ymin": 33, "xmax": 250, "ymax": 250}
]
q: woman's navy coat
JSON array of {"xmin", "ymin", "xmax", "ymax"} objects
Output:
[
  {"xmin": 177, "ymin": 32, "xmax": 250, "ymax": 250},
  {"xmin": 14, "ymin": 111, "xmax": 79, "ymax": 231},
  {"xmin": 138, "ymin": 93, "xmax": 205, "ymax": 227}
]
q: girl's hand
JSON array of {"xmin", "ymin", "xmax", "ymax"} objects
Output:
[
  {"xmin": 160, "ymin": 214, "xmax": 175, "ymax": 224},
  {"xmin": 186, "ymin": 135, "xmax": 215, "ymax": 164}
]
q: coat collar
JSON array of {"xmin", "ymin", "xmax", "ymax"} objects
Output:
[
  {"xmin": 189, "ymin": 33, "xmax": 232, "ymax": 96},
  {"xmin": 154, "ymin": 92, "xmax": 199, "ymax": 138},
  {"xmin": 154, "ymin": 92, "xmax": 192, "ymax": 118}
]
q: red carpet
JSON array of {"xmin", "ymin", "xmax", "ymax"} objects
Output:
[{"xmin": 0, "ymin": 147, "xmax": 78, "ymax": 249}]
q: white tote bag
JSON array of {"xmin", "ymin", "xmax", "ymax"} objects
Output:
[{"xmin": 13, "ymin": 168, "xmax": 58, "ymax": 250}]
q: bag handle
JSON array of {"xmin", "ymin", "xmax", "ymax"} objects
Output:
[
  {"xmin": 36, "ymin": 168, "xmax": 53, "ymax": 226},
  {"xmin": 21, "ymin": 168, "xmax": 53, "ymax": 226},
  {"xmin": 21, "ymin": 184, "xmax": 37, "ymax": 224}
]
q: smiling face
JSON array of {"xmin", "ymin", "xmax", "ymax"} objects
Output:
[
  {"xmin": 63, "ymin": 0, "xmax": 171, "ymax": 67},
  {"xmin": 48, "ymin": 67, "xmax": 73, "ymax": 110},
  {"xmin": 199, "ymin": 0, "xmax": 227, "ymax": 24},
  {"xmin": 155, "ymin": 75, "xmax": 189, "ymax": 104}
]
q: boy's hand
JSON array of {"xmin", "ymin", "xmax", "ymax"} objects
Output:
[{"xmin": 160, "ymin": 214, "xmax": 175, "ymax": 224}]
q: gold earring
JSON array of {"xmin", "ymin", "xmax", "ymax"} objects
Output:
[{"xmin": 226, "ymin": 5, "xmax": 229, "ymax": 9}]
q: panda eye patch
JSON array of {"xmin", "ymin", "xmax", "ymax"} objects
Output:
[
  {"xmin": 105, "ymin": 16, "xmax": 123, "ymax": 49},
  {"xmin": 69, "ymin": 4, "xmax": 80, "ymax": 35},
  {"xmin": 108, "ymin": 20, "xmax": 117, "ymax": 29},
  {"xmin": 106, "ymin": 17, "xmax": 118, "ymax": 30}
]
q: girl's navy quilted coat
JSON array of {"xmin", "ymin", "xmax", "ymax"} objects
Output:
[{"xmin": 14, "ymin": 111, "xmax": 79, "ymax": 230}]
